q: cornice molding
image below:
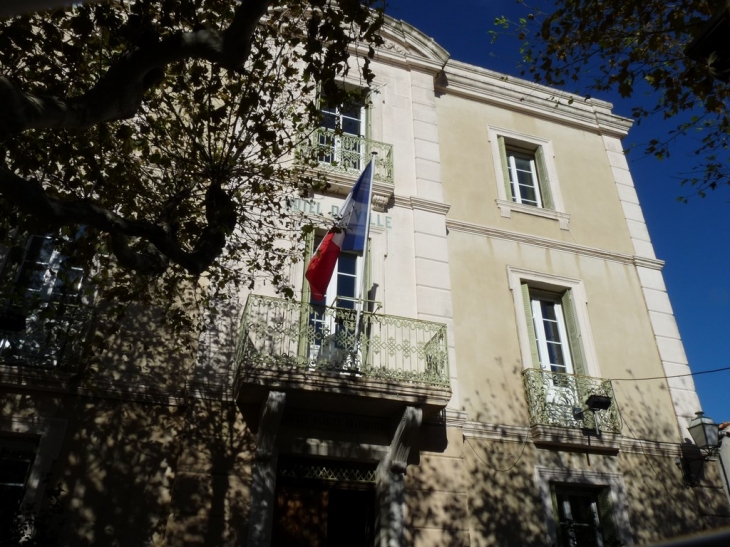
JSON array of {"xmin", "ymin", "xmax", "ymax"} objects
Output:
[
  {"xmin": 392, "ymin": 195, "xmax": 451, "ymax": 215},
  {"xmin": 445, "ymin": 218, "xmax": 665, "ymax": 270},
  {"xmin": 437, "ymin": 61, "xmax": 633, "ymax": 139},
  {"xmin": 461, "ymin": 419, "xmax": 684, "ymax": 458},
  {"xmin": 0, "ymin": 364, "xmax": 188, "ymax": 406}
]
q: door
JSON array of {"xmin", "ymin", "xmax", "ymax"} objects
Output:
[{"xmin": 308, "ymin": 239, "xmax": 363, "ymax": 367}]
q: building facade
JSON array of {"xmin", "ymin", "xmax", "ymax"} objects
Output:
[{"xmin": 2, "ymin": 16, "xmax": 730, "ymax": 546}]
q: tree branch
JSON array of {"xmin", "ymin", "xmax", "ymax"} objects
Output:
[
  {"xmin": 0, "ymin": 167, "xmax": 236, "ymax": 275},
  {"xmin": 0, "ymin": 0, "xmax": 274, "ymax": 141}
]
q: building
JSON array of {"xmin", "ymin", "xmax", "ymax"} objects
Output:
[{"xmin": 2, "ymin": 15, "xmax": 730, "ymax": 546}]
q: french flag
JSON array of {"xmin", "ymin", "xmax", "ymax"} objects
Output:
[{"xmin": 305, "ymin": 159, "xmax": 374, "ymax": 300}]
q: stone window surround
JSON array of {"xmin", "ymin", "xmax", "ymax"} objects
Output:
[
  {"xmin": 487, "ymin": 126, "xmax": 570, "ymax": 230},
  {"xmin": 0, "ymin": 416, "xmax": 66, "ymax": 513},
  {"xmin": 507, "ymin": 266, "xmax": 600, "ymax": 378},
  {"xmin": 534, "ymin": 465, "xmax": 634, "ymax": 546}
]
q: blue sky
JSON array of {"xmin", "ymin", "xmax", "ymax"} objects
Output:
[{"xmin": 386, "ymin": 1, "xmax": 730, "ymax": 425}]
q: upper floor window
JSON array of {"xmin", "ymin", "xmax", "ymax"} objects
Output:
[
  {"xmin": 15, "ymin": 235, "xmax": 84, "ymax": 303},
  {"xmin": 0, "ymin": 234, "xmax": 88, "ymax": 366},
  {"xmin": 527, "ymin": 288, "xmax": 583, "ymax": 377},
  {"xmin": 506, "ymin": 145, "xmax": 547, "ymax": 208},
  {"xmin": 317, "ymin": 97, "xmax": 368, "ymax": 173},
  {"xmin": 488, "ymin": 126, "xmax": 570, "ymax": 230}
]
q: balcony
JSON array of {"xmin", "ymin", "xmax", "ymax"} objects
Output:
[
  {"xmin": 299, "ymin": 128, "xmax": 394, "ymax": 185},
  {"xmin": 234, "ymin": 295, "xmax": 451, "ymax": 415},
  {"xmin": 522, "ymin": 368, "xmax": 622, "ymax": 450}
]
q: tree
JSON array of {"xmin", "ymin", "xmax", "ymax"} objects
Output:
[
  {"xmin": 496, "ymin": 0, "xmax": 730, "ymax": 198},
  {"xmin": 0, "ymin": 0, "xmax": 384, "ymax": 335}
]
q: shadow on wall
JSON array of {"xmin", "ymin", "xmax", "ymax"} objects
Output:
[
  {"xmin": 402, "ymin": 357, "xmax": 730, "ymax": 546},
  {"xmin": 2, "ymin": 294, "xmax": 263, "ymax": 546}
]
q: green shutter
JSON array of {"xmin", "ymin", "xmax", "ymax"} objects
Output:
[
  {"xmin": 551, "ymin": 484, "xmax": 565, "ymax": 546},
  {"xmin": 521, "ymin": 283, "xmax": 540, "ymax": 368},
  {"xmin": 534, "ymin": 146, "xmax": 554, "ymax": 209},
  {"xmin": 597, "ymin": 488, "xmax": 618, "ymax": 546},
  {"xmin": 561, "ymin": 290, "xmax": 586, "ymax": 376},
  {"xmin": 498, "ymin": 136, "xmax": 513, "ymax": 201},
  {"xmin": 298, "ymin": 231, "xmax": 316, "ymax": 360}
]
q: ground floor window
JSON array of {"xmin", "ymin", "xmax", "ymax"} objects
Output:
[
  {"xmin": 272, "ymin": 457, "xmax": 376, "ymax": 546},
  {"xmin": 553, "ymin": 484, "xmax": 618, "ymax": 547},
  {"xmin": 0, "ymin": 435, "xmax": 39, "ymax": 528}
]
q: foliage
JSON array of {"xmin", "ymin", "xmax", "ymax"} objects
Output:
[
  {"xmin": 495, "ymin": 0, "xmax": 730, "ymax": 198},
  {"xmin": 0, "ymin": 0, "xmax": 383, "ymax": 339}
]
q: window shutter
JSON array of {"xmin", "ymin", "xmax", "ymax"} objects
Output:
[
  {"xmin": 597, "ymin": 488, "xmax": 618, "ymax": 545},
  {"xmin": 534, "ymin": 146, "xmax": 554, "ymax": 210},
  {"xmin": 298, "ymin": 231, "xmax": 316, "ymax": 360},
  {"xmin": 561, "ymin": 290, "xmax": 587, "ymax": 376},
  {"xmin": 497, "ymin": 136, "xmax": 513, "ymax": 201},
  {"xmin": 550, "ymin": 484, "xmax": 566, "ymax": 547},
  {"xmin": 521, "ymin": 283, "xmax": 540, "ymax": 368}
]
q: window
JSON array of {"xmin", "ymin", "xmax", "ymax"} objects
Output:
[
  {"xmin": 503, "ymin": 142, "xmax": 550, "ymax": 208},
  {"xmin": 535, "ymin": 468, "xmax": 632, "ymax": 547},
  {"xmin": 318, "ymin": 97, "xmax": 368, "ymax": 172},
  {"xmin": 302, "ymin": 233, "xmax": 371, "ymax": 365},
  {"xmin": 552, "ymin": 485, "xmax": 618, "ymax": 547},
  {"xmin": 509, "ymin": 268, "xmax": 597, "ymax": 378},
  {"xmin": 0, "ymin": 435, "xmax": 38, "ymax": 529},
  {"xmin": 0, "ymin": 234, "xmax": 87, "ymax": 366},
  {"xmin": 524, "ymin": 287, "xmax": 586, "ymax": 377},
  {"xmin": 487, "ymin": 127, "xmax": 569, "ymax": 229},
  {"xmin": 15, "ymin": 235, "xmax": 84, "ymax": 303}
]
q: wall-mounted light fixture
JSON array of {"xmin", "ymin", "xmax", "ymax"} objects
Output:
[
  {"xmin": 573, "ymin": 394, "xmax": 613, "ymax": 436},
  {"xmin": 688, "ymin": 411, "xmax": 720, "ymax": 455},
  {"xmin": 675, "ymin": 412, "xmax": 730, "ymax": 501}
]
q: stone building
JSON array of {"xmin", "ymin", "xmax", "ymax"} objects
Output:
[{"xmin": 2, "ymin": 15, "xmax": 729, "ymax": 546}]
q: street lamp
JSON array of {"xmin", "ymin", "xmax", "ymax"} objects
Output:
[
  {"xmin": 676, "ymin": 411, "xmax": 730, "ymax": 510},
  {"xmin": 688, "ymin": 411, "xmax": 720, "ymax": 454}
]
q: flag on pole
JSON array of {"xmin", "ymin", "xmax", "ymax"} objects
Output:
[{"xmin": 305, "ymin": 159, "xmax": 374, "ymax": 300}]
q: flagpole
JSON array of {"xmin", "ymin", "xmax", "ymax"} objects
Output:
[{"xmin": 352, "ymin": 152, "xmax": 377, "ymax": 364}]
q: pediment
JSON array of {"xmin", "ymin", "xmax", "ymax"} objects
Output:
[{"xmin": 378, "ymin": 16, "xmax": 450, "ymax": 68}]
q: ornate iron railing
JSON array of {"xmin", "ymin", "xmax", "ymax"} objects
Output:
[
  {"xmin": 236, "ymin": 294, "xmax": 449, "ymax": 387},
  {"xmin": 0, "ymin": 300, "xmax": 92, "ymax": 367},
  {"xmin": 299, "ymin": 128, "xmax": 394, "ymax": 184},
  {"xmin": 522, "ymin": 368, "xmax": 621, "ymax": 434}
]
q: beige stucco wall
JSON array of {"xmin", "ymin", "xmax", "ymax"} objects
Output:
[
  {"xmin": 461, "ymin": 436, "xmax": 728, "ymax": 546},
  {"xmin": 445, "ymin": 226, "xmax": 682, "ymax": 442},
  {"xmin": 1, "ymin": 391, "xmax": 256, "ymax": 546},
  {"xmin": 436, "ymin": 92, "xmax": 635, "ymax": 255}
]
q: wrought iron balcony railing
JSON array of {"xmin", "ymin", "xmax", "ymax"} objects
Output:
[
  {"xmin": 299, "ymin": 128, "xmax": 394, "ymax": 184},
  {"xmin": 0, "ymin": 300, "xmax": 91, "ymax": 367},
  {"xmin": 522, "ymin": 368, "xmax": 621, "ymax": 434},
  {"xmin": 235, "ymin": 294, "xmax": 449, "ymax": 387}
]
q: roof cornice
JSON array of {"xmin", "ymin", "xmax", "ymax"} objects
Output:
[{"xmin": 437, "ymin": 60, "xmax": 633, "ymax": 138}]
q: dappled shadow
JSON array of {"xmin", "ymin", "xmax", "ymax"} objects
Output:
[{"xmin": 399, "ymin": 352, "xmax": 730, "ymax": 546}]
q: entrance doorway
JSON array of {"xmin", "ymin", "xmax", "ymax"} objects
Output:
[{"xmin": 272, "ymin": 458, "xmax": 376, "ymax": 546}]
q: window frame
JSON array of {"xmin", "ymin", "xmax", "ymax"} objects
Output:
[
  {"xmin": 530, "ymin": 290, "xmax": 574, "ymax": 376},
  {"xmin": 0, "ymin": 417, "xmax": 66, "ymax": 517},
  {"xmin": 507, "ymin": 146, "xmax": 543, "ymax": 208},
  {"xmin": 535, "ymin": 467, "xmax": 633, "ymax": 546},
  {"xmin": 508, "ymin": 267, "xmax": 599, "ymax": 378},
  {"xmin": 488, "ymin": 126, "xmax": 570, "ymax": 230},
  {"xmin": 317, "ymin": 90, "xmax": 370, "ymax": 174}
]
